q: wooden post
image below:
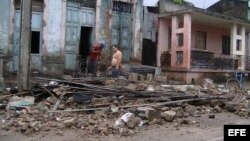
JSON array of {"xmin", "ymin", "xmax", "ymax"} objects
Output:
[{"xmin": 17, "ymin": 0, "xmax": 32, "ymax": 91}]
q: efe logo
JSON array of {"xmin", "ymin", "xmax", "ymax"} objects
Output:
[
  {"xmin": 224, "ymin": 125, "xmax": 250, "ymax": 141},
  {"xmin": 228, "ymin": 129, "xmax": 246, "ymax": 136}
]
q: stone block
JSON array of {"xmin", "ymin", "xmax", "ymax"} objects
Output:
[{"xmin": 128, "ymin": 73, "xmax": 138, "ymax": 81}]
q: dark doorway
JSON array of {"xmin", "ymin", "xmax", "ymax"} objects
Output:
[
  {"xmin": 31, "ymin": 31, "xmax": 40, "ymax": 54},
  {"xmin": 222, "ymin": 36, "xmax": 230, "ymax": 55},
  {"xmin": 142, "ymin": 39, "xmax": 156, "ymax": 66},
  {"xmin": 79, "ymin": 27, "xmax": 92, "ymax": 60}
]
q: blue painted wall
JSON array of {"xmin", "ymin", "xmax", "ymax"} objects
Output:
[{"xmin": 0, "ymin": 0, "xmax": 11, "ymax": 55}]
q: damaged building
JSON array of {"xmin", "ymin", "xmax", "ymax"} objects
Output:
[
  {"xmin": 0, "ymin": 0, "xmax": 144, "ymax": 74},
  {"xmin": 158, "ymin": 0, "xmax": 250, "ymax": 83}
]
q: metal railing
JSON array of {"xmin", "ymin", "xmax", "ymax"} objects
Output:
[{"xmin": 191, "ymin": 50, "xmax": 250, "ymax": 70}]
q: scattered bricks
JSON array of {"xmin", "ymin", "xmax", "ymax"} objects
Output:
[
  {"xmin": 214, "ymin": 106, "xmax": 222, "ymax": 113},
  {"xmin": 161, "ymin": 111, "xmax": 176, "ymax": 122},
  {"xmin": 137, "ymin": 107, "xmax": 158, "ymax": 120},
  {"xmin": 147, "ymin": 74, "xmax": 154, "ymax": 81},
  {"xmin": 161, "ymin": 107, "xmax": 170, "ymax": 112},
  {"xmin": 135, "ymin": 83, "xmax": 148, "ymax": 91},
  {"xmin": 128, "ymin": 73, "xmax": 138, "ymax": 81},
  {"xmin": 126, "ymin": 117, "xmax": 141, "ymax": 129},
  {"xmin": 226, "ymin": 103, "xmax": 237, "ymax": 113},
  {"xmin": 104, "ymin": 80, "xmax": 116, "ymax": 86},
  {"xmin": 184, "ymin": 105, "xmax": 196, "ymax": 117},
  {"xmin": 139, "ymin": 75, "xmax": 145, "ymax": 81},
  {"xmin": 208, "ymin": 114, "xmax": 215, "ymax": 119},
  {"xmin": 58, "ymin": 104, "xmax": 65, "ymax": 110},
  {"xmin": 171, "ymin": 107, "xmax": 184, "ymax": 118},
  {"xmin": 126, "ymin": 83, "xmax": 137, "ymax": 90},
  {"xmin": 63, "ymin": 118, "xmax": 76, "ymax": 128}
]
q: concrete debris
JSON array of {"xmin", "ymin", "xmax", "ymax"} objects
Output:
[
  {"xmin": 126, "ymin": 117, "xmax": 141, "ymax": 129},
  {"xmin": 135, "ymin": 83, "xmax": 148, "ymax": 91},
  {"xmin": 202, "ymin": 78, "xmax": 215, "ymax": 89},
  {"xmin": 213, "ymin": 106, "xmax": 222, "ymax": 113},
  {"xmin": 7, "ymin": 96, "xmax": 35, "ymax": 110},
  {"xmin": 161, "ymin": 107, "xmax": 170, "ymax": 112},
  {"xmin": 161, "ymin": 111, "xmax": 176, "ymax": 122},
  {"xmin": 137, "ymin": 107, "xmax": 158, "ymax": 120},
  {"xmin": 1, "ymin": 76, "xmax": 250, "ymax": 137},
  {"xmin": 104, "ymin": 80, "xmax": 116, "ymax": 86},
  {"xmin": 208, "ymin": 114, "xmax": 215, "ymax": 119},
  {"xmin": 146, "ymin": 85, "xmax": 155, "ymax": 92}
]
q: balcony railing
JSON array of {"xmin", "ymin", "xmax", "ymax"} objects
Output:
[{"xmin": 191, "ymin": 50, "xmax": 250, "ymax": 70}]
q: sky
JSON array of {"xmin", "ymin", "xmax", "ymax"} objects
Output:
[{"xmin": 143, "ymin": 0, "xmax": 219, "ymax": 9}]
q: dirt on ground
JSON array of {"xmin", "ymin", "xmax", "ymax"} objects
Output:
[
  {"xmin": 1, "ymin": 112, "xmax": 249, "ymax": 141},
  {"xmin": 1, "ymin": 76, "xmax": 250, "ymax": 141}
]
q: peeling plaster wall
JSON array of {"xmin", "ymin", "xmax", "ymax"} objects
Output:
[
  {"xmin": 42, "ymin": 0, "xmax": 66, "ymax": 74},
  {"xmin": 46, "ymin": 0, "xmax": 64, "ymax": 58},
  {"xmin": 132, "ymin": 0, "xmax": 143, "ymax": 61},
  {"xmin": 0, "ymin": 0, "xmax": 11, "ymax": 55},
  {"xmin": 98, "ymin": 0, "xmax": 112, "ymax": 65}
]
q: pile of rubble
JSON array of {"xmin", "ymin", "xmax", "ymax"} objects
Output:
[{"xmin": 0, "ymin": 77, "xmax": 249, "ymax": 136}]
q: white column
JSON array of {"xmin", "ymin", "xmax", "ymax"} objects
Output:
[{"xmin": 230, "ymin": 24, "xmax": 246, "ymax": 70}]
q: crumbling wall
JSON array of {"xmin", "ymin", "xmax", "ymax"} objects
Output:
[
  {"xmin": 0, "ymin": 0, "xmax": 11, "ymax": 55},
  {"xmin": 42, "ymin": 0, "xmax": 66, "ymax": 74},
  {"xmin": 159, "ymin": 0, "xmax": 190, "ymax": 14},
  {"xmin": 98, "ymin": 0, "xmax": 112, "ymax": 66},
  {"xmin": 132, "ymin": 0, "xmax": 143, "ymax": 62}
]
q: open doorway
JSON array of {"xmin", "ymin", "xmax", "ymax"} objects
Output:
[
  {"xmin": 79, "ymin": 27, "xmax": 92, "ymax": 60},
  {"xmin": 142, "ymin": 39, "xmax": 156, "ymax": 66},
  {"xmin": 31, "ymin": 31, "xmax": 40, "ymax": 54},
  {"xmin": 78, "ymin": 27, "xmax": 92, "ymax": 71}
]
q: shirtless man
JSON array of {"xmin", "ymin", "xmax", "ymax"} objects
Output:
[{"xmin": 111, "ymin": 45, "xmax": 122, "ymax": 78}]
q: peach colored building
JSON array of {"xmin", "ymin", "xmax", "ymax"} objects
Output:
[{"xmin": 158, "ymin": 1, "xmax": 250, "ymax": 84}]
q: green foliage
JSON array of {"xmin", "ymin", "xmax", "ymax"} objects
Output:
[{"xmin": 174, "ymin": 0, "xmax": 184, "ymax": 4}]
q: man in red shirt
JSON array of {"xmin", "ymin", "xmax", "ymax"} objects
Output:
[{"xmin": 88, "ymin": 42, "xmax": 104, "ymax": 77}]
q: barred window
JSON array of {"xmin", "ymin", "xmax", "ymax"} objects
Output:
[{"xmin": 195, "ymin": 31, "xmax": 206, "ymax": 50}]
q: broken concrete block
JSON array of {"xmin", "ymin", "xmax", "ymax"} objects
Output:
[
  {"xmin": 7, "ymin": 96, "xmax": 35, "ymax": 110},
  {"xmin": 214, "ymin": 106, "xmax": 222, "ymax": 113},
  {"xmin": 208, "ymin": 114, "xmax": 215, "ymax": 119},
  {"xmin": 63, "ymin": 118, "xmax": 76, "ymax": 128},
  {"xmin": 126, "ymin": 117, "xmax": 141, "ymax": 129},
  {"xmin": 135, "ymin": 83, "xmax": 148, "ymax": 91},
  {"xmin": 202, "ymin": 78, "xmax": 215, "ymax": 89},
  {"xmin": 161, "ymin": 111, "xmax": 176, "ymax": 122},
  {"xmin": 226, "ymin": 103, "xmax": 237, "ymax": 113},
  {"xmin": 231, "ymin": 95, "xmax": 246, "ymax": 104},
  {"xmin": 146, "ymin": 85, "xmax": 155, "ymax": 92},
  {"xmin": 184, "ymin": 105, "xmax": 196, "ymax": 116},
  {"xmin": 139, "ymin": 75, "xmax": 145, "ymax": 81},
  {"xmin": 128, "ymin": 73, "xmax": 138, "ymax": 81},
  {"xmin": 126, "ymin": 83, "xmax": 137, "ymax": 90},
  {"xmin": 137, "ymin": 107, "xmax": 158, "ymax": 120},
  {"xmin": 104, "ymin": 80, "xmax": 116, "ymax": 86},
  {"xmin": 161, "ymin": 107, "xmax": 170, "ymax": 112},
  {"xmin": 147, "ymin": 74, "xmax": 153, "ymax": 81}
]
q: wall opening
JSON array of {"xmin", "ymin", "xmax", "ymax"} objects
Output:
[
  {"xmin": 79, "ymin": 26, "xmax": 92, "ymax": 61},
  {"xmin": 237, "ymin": 25, "xmax": 242, "ymax": 35},
  {"xmin": 236, "ymin": 39, "xmax": 242, "ymax": 51},
  {"xmin": 177, "ymin": 33, "xmax": 183, "ymax": 47},
  {"xmin": 222, "ymin": 36, "xmax": 230, "ymax": 55},
  {"xmin": 176, "ymin": 51, "xmax": 183, "ymax": 65},
  {"xmin": 31, "ymin": 31, "xmax": 40, "ymax": 54},
  {"xmin": 142, "ymin": 39, "xmax": 156, "ymax": 66},
  {"xmin": 195, "ymin": 31, "xmax": 206, "ymax": 50},
  {"xmin": 177, "ymin": 15, "xmax": 184, "ymax": 29}
]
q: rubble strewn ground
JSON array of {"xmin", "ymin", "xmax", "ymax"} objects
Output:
[{"xmin": 0, "ymin": 76, "xmax": 250, "ymax": 141}]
